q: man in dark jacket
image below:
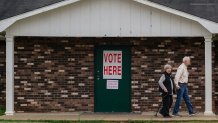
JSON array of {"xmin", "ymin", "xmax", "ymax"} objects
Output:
[{"xmin": 158, "ymin": 64, "xmax": 175, "ymax": 118}]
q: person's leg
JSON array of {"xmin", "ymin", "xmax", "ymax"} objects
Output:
[
  {"xmin": 183, "ymin": 85, "xmax": 193, "ymax": 114},
  {"xmin": 165, "ymin": 95, "xmax": 171, "ymax": 116},
  {"xmin": 160, "ymin": 94, "xmax": 170, "ymax": 116},
  {"xmin": 169, "ymin": 95, "xmax": 173, "ymax": 111},
  {"xmin": 173, "ymin": 85, "xmax": 185, "ymax": 115}
]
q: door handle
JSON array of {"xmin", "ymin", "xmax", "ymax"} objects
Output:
[{"xmin": 97, "ymin": 70, "xmax": 100, "ymax": 80}]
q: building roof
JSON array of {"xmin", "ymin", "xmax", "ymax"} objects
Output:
[
  {"xmin": 0, "ymin": 0, "xmax": 218, "ymax": 23},
  {"xmin": 147, "ymin": 0, "xmax": 218, "ymax": 23},
  {"xmin": 0, "ymin": 0, "xmax": 64, "ymax": 21}
]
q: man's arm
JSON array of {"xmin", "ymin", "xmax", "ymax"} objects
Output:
[
  {"xmin": 174, "ymin": 67, "xmax": 183, "ymax": 88},
  {"xmin": 158, "ymin": 74, "xmax": 168, "ymax": 92}
]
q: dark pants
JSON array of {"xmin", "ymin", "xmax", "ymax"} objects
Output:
[
  {"xmin": 173, "ymin": 83, "xmax": 193, "ymax": 115},
  {"xmin": 160, "ymin": 94, "xmax": 173, "ymax": 116}
]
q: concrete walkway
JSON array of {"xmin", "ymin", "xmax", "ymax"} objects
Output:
[{"xmin": 0, "ymin": 112, "xmax": 217, "ymax": 121}]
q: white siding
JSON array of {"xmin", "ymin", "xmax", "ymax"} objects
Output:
[{"xmin": 6, "ymin": 0, "xmax": 210, "ymax": 37}]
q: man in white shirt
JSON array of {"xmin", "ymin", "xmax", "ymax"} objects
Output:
[{"xmin": 172, "ymin": 56, "xmax": 196, "ymax": 117}]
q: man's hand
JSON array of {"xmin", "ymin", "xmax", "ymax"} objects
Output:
[
  {"xmin": 176, "ymin": 85, "xmax": 180, "ymax": 90},
  {"xmin": 164, "ymin": 89, "xmax": 168, "ymax": 92}
]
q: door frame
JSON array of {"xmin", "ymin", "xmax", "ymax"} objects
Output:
[{"xmin": 94, "ymin": 45, "xmax": 132, "ymax": 112}]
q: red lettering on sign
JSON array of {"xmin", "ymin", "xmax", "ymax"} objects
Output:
[
  {"xmin": 104, "ymin": 66, "xmax": 122, "ymax": 76},
  {"xmin": 108, "ymin": 54, "xmax": 113, "ymax": 63},
  {"xmin": 118, "ymin": 54, "xmax": 121, "ymax": 63},
  {"xmin": 109, "ymin": 66, "xmax": 112, "ymax": 75},
  {"xmin": 118, "ymin": 66, "xmax": 122, "ymax": 75},
  {"xmin": 113, "ymin": 66, "xmax": 117, "ymax": 75},
  {"xmin": 104, "ymin": 52, "xmax": 122, "ymax": 63},
  {"xmin": 113, "ymin": 53, "xmax": 117, "ymax": 62},
  {"xmin": 103, "ymin": 51, "xmax": 122, "ymax": 79},
  {"xmin": 104, "ymin": 53, "xmax": 108, "ymax": 62},
  {"xmin": 104, "ymin": 66, "xmax": 108, "ymax": 75}
]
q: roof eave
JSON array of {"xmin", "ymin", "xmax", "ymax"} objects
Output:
[
  {"xmin": 0, "ymin": 0, "xmax": 80, "ymax": 32},
  {"xmin": 134, "ymin": 0, "xmax": 218, "ymax": 34},
  {"xmin": 0, "ymin": 0, "xmax": 218, "ymax": 34}
]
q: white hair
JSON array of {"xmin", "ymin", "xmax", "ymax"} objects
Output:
[
  {"xmin": 164, "ymin": 64, "xmax": 172, "ymax": 70},
  {"xmin": 183, "ymin": 56, "xmax": 190, "ymax": 62}
]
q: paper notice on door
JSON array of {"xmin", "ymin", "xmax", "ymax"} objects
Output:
[{"xmin": 106, "ymin": 80, "xmax": 119, "ymax": 89}]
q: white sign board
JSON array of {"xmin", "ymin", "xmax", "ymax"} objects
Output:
[
  {"xmin": 103, "ymin": 51, "xmax": 122, "ymax": 79},
  {"xmin": 106, "ymin": 80, "xmax": 119, "ymax": 89}
]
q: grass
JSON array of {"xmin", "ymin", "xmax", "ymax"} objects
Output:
[
  {"xmin": 0, "ymin": 120, "xmax": 217, "ymax": 123},
  {"xmin": 129, "ymin": 121, "xmax": 218, "ymax": 123}
]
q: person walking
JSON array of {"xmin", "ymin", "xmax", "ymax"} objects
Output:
[
  {"xmin": 172, "ymin": 56, "xmax": 196, "ymax": 117},
  {"xmin": 158, "ymin": 64, "xmax": 175, "ymax": 118}
]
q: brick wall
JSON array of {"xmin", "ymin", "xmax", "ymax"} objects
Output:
[
  {"xmin": 0, "ymin": 37, "xmax": 213, "ymax": 113},
  {"xmin": 0, "ymin": 41, "xmax": 5, "ymax": 106},
  {"xmin": 14, "ymin": 37, "xmax": 95, "ymax": 112},
  {"xmin": 214, "ymin": 42, "xmax": 218, "ymax": 114},
  {"xmin": 131, "ymin": 38, "xmax": 206, "ymax": 112}
]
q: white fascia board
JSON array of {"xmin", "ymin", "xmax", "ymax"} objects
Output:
[
  {"xmin": 134, "ymin": 0, "xmax": 218, "ymax": 34},
  {"xmin": 0, "ymin": 18, "xmax": 16, "ymax": 33},
  {"xmin": 0, "ymin": 0, "xmax": 80, "ymax": 32},
  {"xmin": 199, "ymin": 20, "xmax": 218, "ymax": 34},
  {"xmin": 1, "ymin": 0, "xmax": 217, "ymax": 34}
]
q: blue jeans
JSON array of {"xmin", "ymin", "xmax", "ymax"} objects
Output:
[{"xmin": 173, "ymin": 83, "xmax": 193, "ymax": 115}]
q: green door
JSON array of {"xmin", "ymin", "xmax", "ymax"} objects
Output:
[{"xmin": 94, "ymin": 46, "xmax": 131, "ymax": 112}]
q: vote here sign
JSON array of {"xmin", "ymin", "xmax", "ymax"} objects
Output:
[{"xmin": 103, "ymin": 51, "xmax": 122, "ymax": 79}]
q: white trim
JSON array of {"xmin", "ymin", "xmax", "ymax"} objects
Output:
[
  {"xmin": 5, "ymin": 111, "xmax": 14, "ymax": 116},
  {"xmin": 204, "ymin": 111, "xmax": 216, "ymax": 116},
  {"xmin": 5, "ymin": 35, "xmax": 15, "ymax": 116},
  {"xmin": 133, "ymin": 0, "xmax": 218, "ymax": 33},
  {"xmin": 0, "ymin": 0, "xmax": 218, "ymax": 33},
  {"xmin": 199, "ymin": 20, "xmax": 218, "ymax": 34},
  {"xmin": 0, "ymin": 0, "xmax": 80, "ymax": 32},
  {"xmin": 0, "ymin": 19, "xmax": 16, "ymax": 33},
  {"xmin": 204, "ymin": 36, "xmax": 215, "ymax": 116}
]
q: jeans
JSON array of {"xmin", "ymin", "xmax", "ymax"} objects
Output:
[
  {"xmin": 173, "ymin": 83, "xmax": 193, "ymax": 115},
  {"xmin": 160, "ymin": 94, "xmax": 173, "ymax": 116}
]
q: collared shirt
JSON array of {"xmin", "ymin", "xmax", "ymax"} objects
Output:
[
  {"xmin": 158, "ymin": 74, "xmax": 173, "ymax": 95},
  {"xmin": 174, "ymin": 63, "xmax": 189, "ymax": 87}
]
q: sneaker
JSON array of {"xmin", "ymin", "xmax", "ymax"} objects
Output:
[
  {"xmin": 164, "ymin": 115, "xmax": 172, "ymax": 118},
  {"xmin": 189, "ymin": 113, "xmax": 196, "ymax": 117},
  {"xmin": 159, "ymin": 112, "xmax": 165, "ymax": 117},
  {"xmin": 172, "ymin": 114, "xmax": 182, "ymax": 117},
  {"xmin": 159, "ymin": 111, "xmax": 171, "ymax": 118}
]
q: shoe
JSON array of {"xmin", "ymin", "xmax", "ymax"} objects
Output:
[
  {"xmin": 164, "ymin": 115, "xmax": 172, "ymax": 118},
  {"xmin": 172, "ymin": 114, "xmax": 182, "ymax": 117},
  {"xmin": 189, "ymin": 113, "xmax": 196, "ymax": 117},
  {"xmin": 159, "ymin": 112, "xmax": 165, "ymax": 117}
]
